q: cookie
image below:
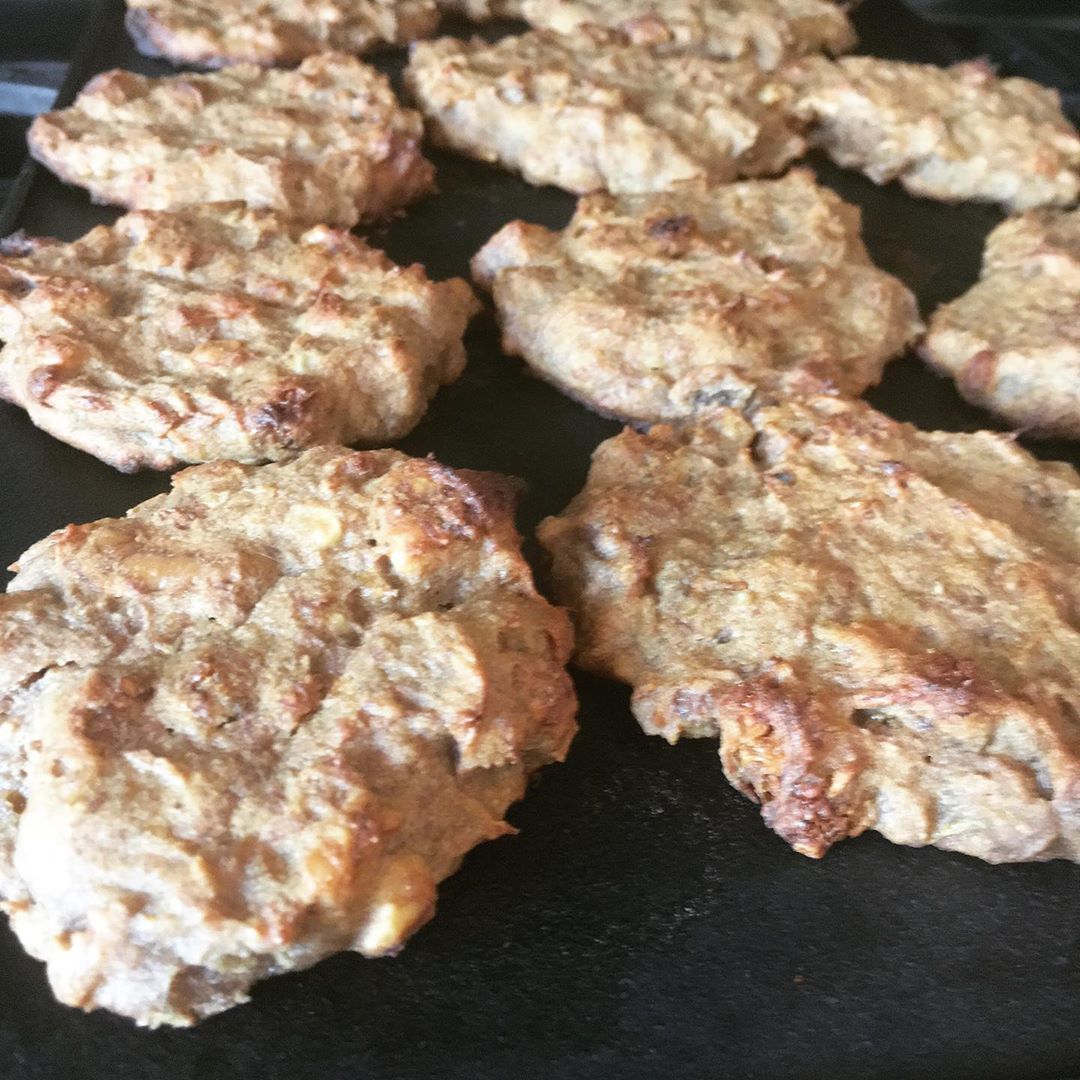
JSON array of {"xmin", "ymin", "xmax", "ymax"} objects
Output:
[
  {"xmin": 0, "ymin": 205, "xmax": 479, "ymax": 471},
  {"xmin": 788, "ymin": 56, "xmax": 1080, "ymax": 211},
  {"xmin": 539, "ymin": 395, "xmax": 1080, "ymax": 863},
  {"xmin": 0, "ymin": 447, "xmax": 577, "ymax": 1025},
  {"xmin": 29, "ymin": 55, "xmax": 433, "ymax": 228},
  {"xmin": 518, "ymin": 0, "xmax": 855, "ymax": 70},
  {"xmin": 126, "ymin": 0, "xmax": 440, "ymax": 67},
  {"xmin": 922, "ymin": 208, "xmax": 1080, "ymax": 438},
  {"xmin": 471, "ymin": 170, "xmax": 922, "ymax": 422},
  {"xmin": 406, "ymin": 29, "xmax": 805, "ymax": 194}
]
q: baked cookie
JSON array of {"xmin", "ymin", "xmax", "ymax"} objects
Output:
[
  {"xmin": 0, "ymin": 446, "xmax": 577, "ymax": 1026},
  {"xmin": 471, "ymin": 170, "xmax": 922, "ymax": 422},
  {"xmin": 539, "ymin": 395, "xmax": 1080, "ymax": 864},
  {"xmin": 126, "ymin": 0, "xmax": 440, "ymax": 67},
  {"xmin": 0, "ymin": 205, "xmax": 479, "ymax": 471},
  {"xmin": 518, "ymin": 0, "xmax": 855, "ymax": 70},
  {"xmin": 787, "ymin": 57, "xmax": 1080, "ymax": 211},
  {"xmin": 28, "ymin": 55, "xmax": 433, "ymax": 229},
  {"xmin": 405, "ymin": 29, "xmax": 805, "ymax": 194},
  {"xmin": 922, "ymin": 208, "xmax": 1080, "ymax": 438}
]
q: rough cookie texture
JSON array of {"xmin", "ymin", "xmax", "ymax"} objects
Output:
[
  {"xmin": 471, "ymin": 170, "xmax": 921, "ymax": 422},
  {"xmin": 28, "ymin": 55, "xmax": 434, "ymax": 228},
  {"xmin": 519, "ymin": 0, "xmax": 855, "ymax": 70},
  {"xmin": 788, "ymin": 56, "xmax": 1080, "ymax": 211},
  {"xmin": 539, "ymin": 396, "xmax": 1080, "ymax": 864},
  {"xmin": 0, "ymin": 447, "xmax": 577, "ymax": 1026},
  {"xmin": 436, "ymin": 0, "xmax": 523, "ymax": 18},
  {"xmin": 0, "ymin": 205, "xmax": 479, "ymax": 472},
  {"xmin": 922, "ymin": 208, "xmax": 1080, "ymax": 438},
  {"xmin": 125, "ymin": 0, "xmax": 440, "ymax": 67},
  {"xmin": 405, "ymin": 29, "xmax": 806, "ymax": 194}
]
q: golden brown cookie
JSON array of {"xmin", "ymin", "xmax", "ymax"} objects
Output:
[
  {"xmin": 0, "ymin": 447, "xmax": 577, "ymax": 1026},
  {"xmin": 539, "ymin": 395, "xmax": 1080, "ymax": 864},
  {"xmin": 471, "ymin": 170, "xmax": 921, "ymax": 422},
  {"xmin": 922, "ymin": 208, "xmax": 1080, "ymax": 438},
  {"xmin": 406, "ymin": 29, "xmax": 805, "ymax": 194},
  {"xmin": 29, "ymin": 55, "xmax": 433, "ymax": 229},
  {"xmin": 788, "ymin": 56, "xmax": 1080, "ymax": 210},
  {"xmin": 0, "ymin": 205, "xmax": 479, "ymax": 471}
]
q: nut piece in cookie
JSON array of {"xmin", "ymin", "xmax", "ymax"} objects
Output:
[
  {"xmin": 519, "ymin": 0, "xmax": 855, "ymax": 70},
  {"xmin": 125, "ymin": 0, "xmax": 440, "ymax": 67},
  {"xmin": 0, "ymin": 204, "xmax": 479, "ymax": 471},
  {"xmin": 0, "ymin": 446, "xmax": 577, "ymax": 1026},
  {"xmin": 787, "ymin": 56, "xmax": 1080, "ymax": 211},
  {"xmin": 922, "ymin": 208, "xmax": 1080, "ymax": 438},
  {"xmin": 29, "ymin": 55, "xmax": 433, "ymax": 229},
  {"xmin": 405, "ymin": 29, "xmax": 806, "ymax": 195},
  {"xmin": 471, "ymin": 169, "xmax": 922, "ymax": 423},
  {"xmin": 539, "ymin": 395, "xmax": 1080, "ymax": 864}
]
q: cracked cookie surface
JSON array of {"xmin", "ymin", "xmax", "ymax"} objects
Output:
[{"xmin": 0, "ymin": 447, "xmax": 577, "ymax": 1026}]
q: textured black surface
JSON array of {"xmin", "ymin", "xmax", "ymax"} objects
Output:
[{"xmin": 1, "ymin": 2, "xmax": 1080, "ymax": 1077}]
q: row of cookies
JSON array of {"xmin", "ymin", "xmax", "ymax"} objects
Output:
[
  {"xmin": 29, "ymin": 14, "xmax": 1080, "ymax": 215},
  {"xmin": 51, "ymin": 0, "xmax": 1077, "ymax": 217},
  {"xmin": 475, "ymin": 175, "xmax": 1080, "ymax": 439},
  {"xmin": 0, "ymin": 10, "xmax": 897, "ymax": 471},
  {"xmin": 405, "ymin": 13, "xmax": 1077, "ymax": 436},
  {"xmin": 18, "ymin": 8, "xmax": 1080, "ymax": 442},
  {"xmin": 407, "ymin": 27, "xmax": 1080, "ymax": 436},
  {"xmin": 4, "ymin": 329, "xmax": 1080, "ymax": 1022},
  {"xmin": 4, "ymin": 366, "xmax": 1080, "ymax": 1026},
  {"xmin": 1, "ymin": 176, "xmax": 1074, "ymax": 467},
  {"xmin": 123, "ymin": 0, "xmax": 857, "ymax": 70},
  {"xmin": 405, "ymin": 32, "xmax": 1080, "ymax": 211}
]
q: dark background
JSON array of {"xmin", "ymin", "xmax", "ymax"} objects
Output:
[{"xmin": 2, "ymin": 2, "xmax": 1080, "ymax": 1078}]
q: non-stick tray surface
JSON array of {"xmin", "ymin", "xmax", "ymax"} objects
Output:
[{"xmin": 1, "ymin": 3, "xmax": 1079, "ymax": 1077}]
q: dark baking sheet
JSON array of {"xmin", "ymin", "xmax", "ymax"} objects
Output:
[{"xmin": 2, "ymin": 2, "xmax": 1080, "ymax": 1077}]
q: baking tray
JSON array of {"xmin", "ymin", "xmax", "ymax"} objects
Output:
[{"xmin": 2, "ymin": 2, "xmax": 1080, "ymax": 1077}]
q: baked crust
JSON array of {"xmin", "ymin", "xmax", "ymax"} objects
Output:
[
  {"xmin": 405, "ymin": 29, "xmax": 806, "ymax": 195},
  {"xmin": 471, "ymin": 170, "xmax": 922, "ymax": 422},
  {"xmin": 0, "ymin": 447, "xmax": 577, "ymax": 1026},
  {"xmin": 125, "ymin": 0, "xmax": 440, "ymax": 67},
  {"xmin": 0, "ymin": 205, "xmax": 479, "ymax": 471},
  {"xmin": 518, "ymin": 0, "xmax": 855, "ymax": 70},
  {"xmin": 28, "ymin": 55, "xmax": 434, "ymax": 229},
  {"xmin": 788, "ymin": 56, "xmax": 1080, "ymax": 211},
  {"xmin": 922, "ymin": 208, "xmax": 1080, "ymax": 438},
  {"xmin": 539, "ymin": 395, "xmax": 1080, "ymax": 863}
]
